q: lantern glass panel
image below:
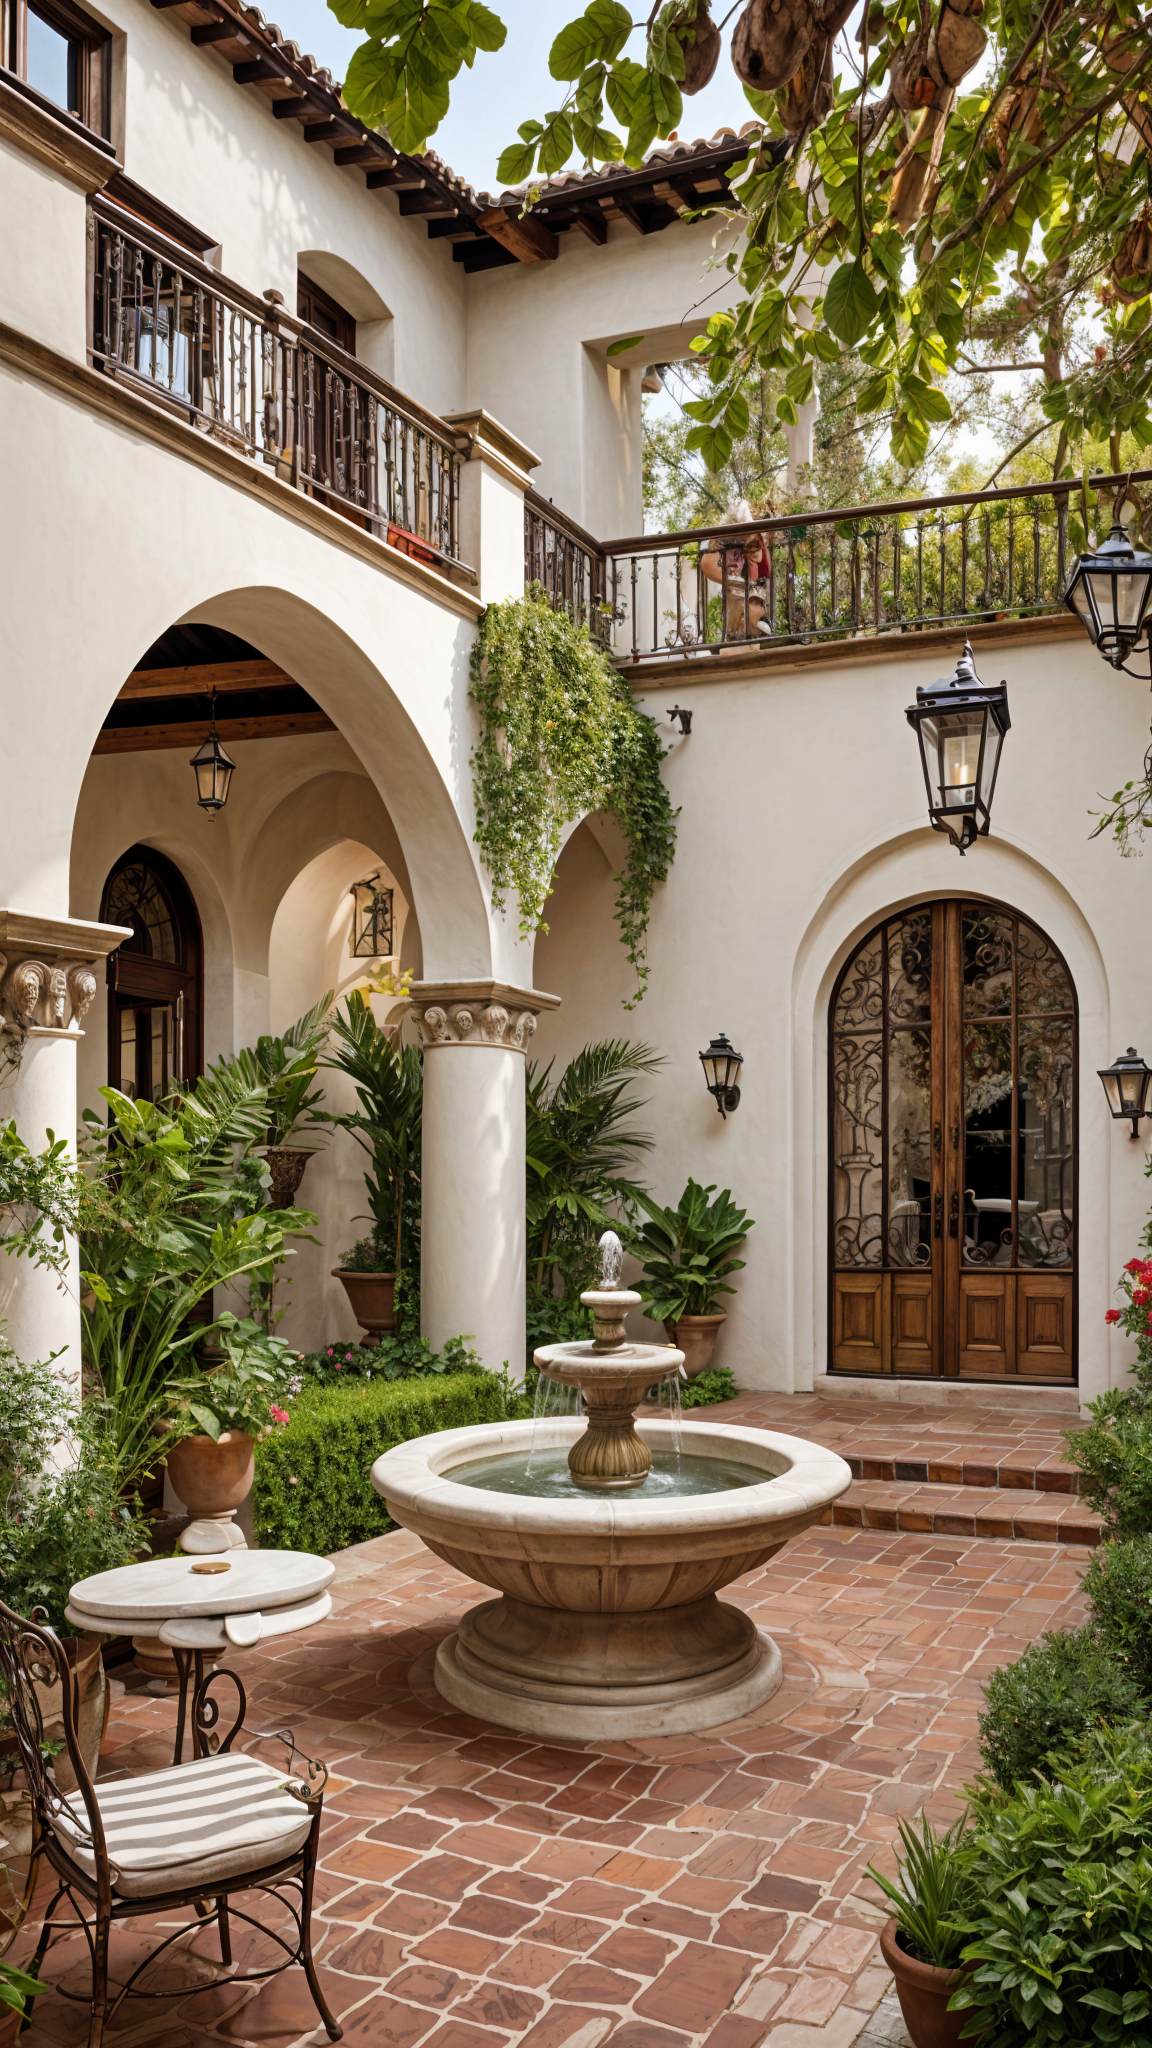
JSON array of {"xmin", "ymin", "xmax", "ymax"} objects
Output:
[
  {"xmin": 1067, "ymin": 575, "xmax": 1095, "ymax": 634},
  {"xmin": 979, "ymin": 719, "xmax": 1003, "ymax": 807},
  {"xmin": 1119, "ymin": 1066, "xmax": 1147, "ymax": 1113},
  {"xmin": 1117, "ymin": 566, "xmax": 1152, "ymax": 630},
  {"xmin": 936, "ymin": 708, "xmax": 984, "ymax": 809},
  {"xmin": 1101, "ymin": 1070, "xmax": 1124, "ymax": 1117}
]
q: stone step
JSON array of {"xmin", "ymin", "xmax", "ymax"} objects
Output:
[
  {"xmin": 825, "ymin": 1478, "xmax": 1101, "ymax": 1545},
  {"xmin": 844, "ymin": 1449, "xmax": 1080, "ymax": 1494}
]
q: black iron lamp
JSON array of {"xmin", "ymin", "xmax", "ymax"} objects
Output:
[
  {"xmin": 1097, "ymin": 1046, "xmax": 1152, "ymax": 1137},
  {"xmin": 905, "ymin": 641, "xmax": 1010, "ymax": 854},
  {"xmin": 189, "ymin": 691, "xmax": 235, "ymax": 819},
  {"xmin": 349, "ymin": 872, "xmax": 395, "ymax": 958},
  {"xmin": 1064, "ymin": 522, "xmax": 1152, "ymax": 676},
  {"xmin": 699, "ymin": 1032, "xmax": 743, "ymax": 1118}
]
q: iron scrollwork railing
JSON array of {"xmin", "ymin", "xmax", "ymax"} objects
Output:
[
  {"xmin": 90, "ymin": 199, "xmax": 466, "ymax": 570},
  {"xmin": 597, "ymin": 470, "xmax": 1152, "ymax": 664},
  {"xmin": 525, "ymin": 489, "xmax": 612, "ymax": 643}
]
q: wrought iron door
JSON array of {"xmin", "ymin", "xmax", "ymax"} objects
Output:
[{"xmin": 829, "ymin": 901, "xmax": 1076, "ymax": 1380}]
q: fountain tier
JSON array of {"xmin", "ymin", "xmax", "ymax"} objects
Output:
[{"xmin": 372, "ymin": 1417, "xmax": 851, "ymax": 1739}]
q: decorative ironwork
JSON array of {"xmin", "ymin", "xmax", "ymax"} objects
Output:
[{"xmin": 524, "ymin": 491, "xmax": 612, "ymax": 642}]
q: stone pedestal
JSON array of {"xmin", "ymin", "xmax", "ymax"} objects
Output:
[{"xmin": 410, "ymin": 980, "xmax": 559, "ymax": 1380}]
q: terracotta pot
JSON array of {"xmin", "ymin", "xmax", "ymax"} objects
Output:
[
  {"xmin": 387, "ymin": 521, "xmax": 438, "ymax": 566},
  {"xmin": 333, "ymin": 1267, "xmax": 397, "ymax": 1341},
  {"xmin": 663, "ymin": 1311, "xmax": 727, "ymax": 1377},
  {"xmin": 31, "ymin": 1633, "xmax": 106, "ymax": 1794},
  {"xmin": 880, "ymin": 1919, "xmax": 968, "ymax": 2048},
  {"xmin": 165, "ymin": 1431, "xmax": 256, "ymax": 1520},
  {"xmin": 255, "ymin": 1144, "xmax": 317, "ymax": 1208}
]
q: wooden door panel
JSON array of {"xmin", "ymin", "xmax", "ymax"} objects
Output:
[
  {"xmin": 958, "ymin": 1273, "xmax": 1015, "ymax": 1376},
  {"xmin": 832, "ymin": 1273, "xmax": 887, "ymax": 1373},
  {"xmin": 891, "ymin": 1273, "xmax": 935, "ymax": 1375},
  {"xmin": 1016, "ymin": 1274, "xmax": 1074, "ymax": 1377}
]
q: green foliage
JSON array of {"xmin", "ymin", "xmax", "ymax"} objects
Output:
[
  {"xmin": 297, "ymin": 1331, "xmax": 483, "ymax": 1387},
  {"xmin": 526, "ymin": 1040, "xmax": 662, "ymax": 1295},
  {"xmin": 163, "ymin": 1314, "xmax": 299, "ymax": 1440},
  {"xmin": 1067, "ymin": 1398, "xmax": 1152, "ymax": 1540},
  {"xmin": 953, "ymin": 1725, "xmax": 1152, "ymax": 2046},
  {"xmin": 867, "ymin": 1811, "xmax": 976, "ymax": 1970},
  {"xmin": 678, "ymin": 1364, "xmax": 737, "ymax": 1408},
  {"xmin": 322, "ymin": 994, "xmax": 422, "ymax": 1308},
  {"xmin": 1083, "ymin": 1537, "xmax": 1152, "ymax": 1696},
  {"xmin": 1099, "ymin": 1248, "xmax": 1152, "ymax": 1395},
  {"xmin": 469, "ymin": 594, "xmax": 677, "ymax": 1005},
  {"xmin": 201, "ymin": 993, "xmax": 332, "ymax": 1149},
  {"xmin": 336, "ymin": 0, "xmax": 505, "ymax": 156},
  {"xmin": 977, "ymin": 1626, "xmax": 1145, "ymax": 1792},
  {"xmin": 0, "ymin": 1955, "xmax": 46, "ymax": 2019},
  {"xmin": 339, "ymin": 1231, "xmax": 397, "ymax": 1273},
  {"xmin": 629, "ymin": 1178, "xmax": 754, "ymax": 1323},
  {"xmin": 253, "ymin": 1364, "xmax": 510, "ymax": 1552},
  {"xmin": 0, "ymin": 1120, "xmax": 76, "ymax": 1281},
  {"xmin": 524, "ymin": 1282, "xmax": 593, "ymax": 1402}
]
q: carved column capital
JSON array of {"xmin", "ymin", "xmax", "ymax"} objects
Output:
[
  {"xmin": 409, "ymin": 980, "xmax": 560, "ymax": 1054},
  {"xmin": 0, "ymin": 909, "xmax": 131, "ymax": 1086}
]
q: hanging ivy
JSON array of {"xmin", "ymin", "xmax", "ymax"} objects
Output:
[{"xmin": 469, "ymin": 592, "xmax": 678, "ymax": 1006}]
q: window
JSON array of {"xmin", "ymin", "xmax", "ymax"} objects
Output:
[
  {"xmin": 4, "ymin": 0, "xmax": 110, "ymax": 136},
  {"xmin": 297, "ymin": 273, "xmax": 356, "ymax": 356},
  {"xmin": 100, "ymin": 848, "xmax": 202, "ymax": 1101}
]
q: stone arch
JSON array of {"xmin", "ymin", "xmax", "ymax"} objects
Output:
[{"xmin": 296, "ymin": 250, "xmax": 394, "ymax": 382}]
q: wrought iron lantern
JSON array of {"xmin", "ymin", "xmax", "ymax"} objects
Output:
[
  {"xmin": 1097, "ymin": 1046, "xmax": 1152, "ymax": 1137},
  {"xmin": 905, "ymin": 641, "xmax": 1010, "ymax": 854},
  {"xmin": 189, "ymin": 691, "xmax": 235, "ymax": 819},
  {"xmin": 1063, "ymin": 522, "xmax": 1152, "ymax": 675},
  {"xmin": 699, "ymin": 1032, "xmax": 743, "ymax": 1118},
  {"xmin": 349, "ymin": 872, "xmax": 395, "ymax": 958}
]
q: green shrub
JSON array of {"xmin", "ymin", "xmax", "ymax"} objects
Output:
[
  {"xmin": 954, "ymin": 1724, "xmax": 1152, "ymax": 2047},
  {"xmin": 296, "ymin": 1331, "xmax": 483, "ymax": 1388},
  {"xmin": 1068, "ymin": 1396, "xmax": 1152, "ymax": 1539},
  {"xmin": 977, "ymin": 1626, "xmax": 1144, "ymax": 1791},
  {"xmin": 1083, "ymin": 1536, "xmax": 1152, "ymax": 1696},
  {"xmin": 254, "ymin": 1369, "xmax": 512, "ymax": 1553},
  {"xmin": 679, "ymin": 1365, "xmax": 738, "ymax": 1408}
]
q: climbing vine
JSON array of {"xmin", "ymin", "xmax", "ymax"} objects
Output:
[{"xmin": 469, "ymin": 592, "xmax": 677, "ymax": 1006}]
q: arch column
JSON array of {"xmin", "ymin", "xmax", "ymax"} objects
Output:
[
  {"xmin": 411, "ymin": 981, "xmax": 560, "ymax": 1379},
  {"xmin": 0, "ymin": 911, "xmax": 128, "ymax": 1375}
]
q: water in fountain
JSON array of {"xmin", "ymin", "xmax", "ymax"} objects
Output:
[
  {"xmin": 455, "ymin": 1447, "xmax": 763, "ymax": 1500},
  {"xmin": 526, "ymin": 1368, "xmax": 582, "ymax": 1477},
  {"xmin": 637, "ymin": 1364, "xmax": 683, "ymax": 1463}
]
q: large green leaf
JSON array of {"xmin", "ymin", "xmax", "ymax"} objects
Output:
[
  {"xmin": 549, "ymin": 0, "xmax": 631, "ymax": 80},
  {"xmin": 822, "ymin": 262, "xmax": 881, "ymax": 347}
]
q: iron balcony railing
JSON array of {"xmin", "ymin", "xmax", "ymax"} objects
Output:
[
  {"xmin": 524, "ymin": 489, "xmax": 611, "ymax": 643},
  {"xmin": 528, "ymin": 472, "xmax": 1152, "ymax": 664},
  {"xmin": 90, "ymin": 197, "xmax": 468, "ymax": 572}
]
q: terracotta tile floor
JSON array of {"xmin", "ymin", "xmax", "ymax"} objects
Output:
[{"xmin": 10, "ymin": 1495, "xmax": 1089, "ymax": 2048}]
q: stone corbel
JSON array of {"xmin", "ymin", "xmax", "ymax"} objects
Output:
[
  {"xmin": 0, "ymin": 909, "xmax": 131, "ymax": 1088},
  {"xmin": 409, "ymin": 979, "xmax": 560, "ymax": 1054}
]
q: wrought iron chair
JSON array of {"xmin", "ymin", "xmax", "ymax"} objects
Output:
[{"xmin": 0, "ymin": 1598, "xmax": 341, "ymax": 2047}]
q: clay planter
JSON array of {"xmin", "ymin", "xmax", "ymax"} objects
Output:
[
  {"xmin": 664, "ymin": 1311, "xmax": 727, "ymax": 1377},
  {"xmin": 880, "ymin": 1920, "xmax": 968, "ymax": 2048},
  {"xmin": 255, "ymin": 1144, "xmax": 317, "ymax": 1208},
  {"xmin": 333, "ymin": 1267, "xmax": 397, "ymax": 1341},
  {"xmin": 165, "ymin": 1431, "xmax": 256, "ymax": 1522}
]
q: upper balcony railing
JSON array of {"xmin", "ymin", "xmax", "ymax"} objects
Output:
[
  {"xmin": 89, "ymin": 197, "xmax": 468, "ymax": 573},
  {"xmin": 528, "ymin": 471, "xmax": 1152, "ymax": 665}
]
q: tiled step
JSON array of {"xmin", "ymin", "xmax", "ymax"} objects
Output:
[
  {"xmin": 826, "ymin": 1479, "xmax": 1101, "ymax": 1546},
  {"xmin": 844, "ymin": 1450, "xmax": 1080, "ymax": 1494}
]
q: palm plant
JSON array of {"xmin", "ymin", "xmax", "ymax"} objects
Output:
[
  {"xmin": 196, "ymin": 992, "xmax": 333, "ymax": 1149},
  {"xmin": 628, "ymin": 1179, "xmax": 754, "ymax": 1323},
  {"xmin": 526, "ymin": 1040, "xmax": 663, "ymax": 1297},
  {"xmin": 322, "ymin": 994, "xmax": 423, "ymax": 1294}
]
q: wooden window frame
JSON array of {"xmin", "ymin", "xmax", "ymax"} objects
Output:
[
  {"xmin": 4, "ymin": 0, "xmax": 110, "ymax": 136},
  {"xmin": 296, "ymin": 271, "xmax": 356, "ymax": 357}
]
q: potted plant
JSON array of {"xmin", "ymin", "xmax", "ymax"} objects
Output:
[
  {"xmin": 205, "ymin": 993, "xmax": 333, "ymax": 1209},
  {"xmin": 162, "ymin": 1314, "xmax": 296, "ymax": 1539},
  {"xmin": 628, "ymin": 1179, "xmax": 755, "ymax": 1375},
  {"xmin": 869, "ymin": 1813, "xmax": 975, "ymax": 2048},
  {"xmin": 322, "ymin": 993, "xmax": 423, "ymax": 1339}
]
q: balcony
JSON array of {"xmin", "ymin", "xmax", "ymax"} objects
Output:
[
  {"xmin": 88, "ymin": 196, "xmax": 470, "ymax": 576},
  {"xmin": 526, "ymin": 472, "xmax": 1152, "ymax": 667}
]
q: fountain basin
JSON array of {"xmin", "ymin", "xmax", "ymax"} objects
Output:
[{"xmin": 371, "ymin": 1418, "xmax": 851, "ymax": 1739}]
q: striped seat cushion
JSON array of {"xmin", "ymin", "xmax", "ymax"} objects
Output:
[{"xmin": 56, "ymin": 1750, "xmax": 314, "ymax": 1899}]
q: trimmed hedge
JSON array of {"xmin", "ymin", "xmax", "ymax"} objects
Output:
[
  {"xmin": 253, "ymin": 1369, "xmax": 511, "ymax": 1554},
  {"xmin": 1084, "ymin": 1534, "xmax": 1152, "ymax": 1697},
  {"xmin": 977, "ymin": 1624, "xmax": 1145, "ymax": 1790}
]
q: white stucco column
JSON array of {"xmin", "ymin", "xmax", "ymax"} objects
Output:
[
  {"xmin": 411, "ymin": 980, "xmax": 560, "ymax": 1379},
  {"xmin": 442, "ymin": 410, "xmax": 540, "ymax": 604},
  {"xmin": 0, "ymin": 911, "xmax": 129, "ymax": 1376}
]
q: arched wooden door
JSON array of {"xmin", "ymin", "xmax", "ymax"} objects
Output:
[
  {"xmin": 829, "ymin": 900, "xmax": 1076, "ymax": 1382},
  {"xmin": 100, "ymin": 847, "xmax": 202, "ymax": 1100}
]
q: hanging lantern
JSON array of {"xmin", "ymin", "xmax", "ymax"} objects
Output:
[
  {"xmin": 189, "ymin": 691, "xmax": 235, "ymax": 819},
  {"xmin": 699, "ymin": 1032, "xmax": 743, "ymax": 1117},
  {"xmin": 905, "ymin": 641, "xmax": 1010, "ymax": 853},
  {"xmin": 349, "ymin": 873, "xmax": 395, "ymax": 958},
  {"xmin": 1097, "ymin": 1046, "xmax": 1152, "ymax": 1137},
  {"xmin": 1063, "ymin": 521, "xmax": 1152, "ymax": 673}
]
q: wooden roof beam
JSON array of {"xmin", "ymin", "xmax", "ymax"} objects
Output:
[
  {"xmin": 476, "ymin": 205, "xmax": 558, "ymax": 263},
  {"xmin": 191, "ymin": 20, "xmax": 250, "ymax": 45},
  {"xmin": 95, "ymin": 710, "xmax": 335, "ymax": 753},
  {"xmin": 399, "ymin": 190, "xmax": 457, "ymax": 216},
  {"xmin": 600, "ymin": 193, "xmax": 647, "ymax": 233},
  {"xmin": 334, "ymin": 142, "xmax": 387, "ymax": 166},
  {"xmin": 567, "ymin": 208, "xmax": 609, "ymax": 245},
  {"xmin": 367, "ymin": 166, "xmax": 425, "ymax": 190},
  {"xmin": 118, "ymin": 660, "xmax": 291, "ymax": 701}
]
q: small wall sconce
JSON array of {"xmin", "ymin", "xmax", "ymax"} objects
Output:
[
  {"xmin": 1098, "ymin": 1046, "xmax": 1152, "ymax": 1137},
  {"xmin": 349, "ymin": 872, "xmax": 395, "ymax": 958},
  {"xmin": 699, "ymin": 1032, "xmax": 743, "ymax": 1118},
  {"xmin": 668, "ymin": 705, "xmax": 693, "ymax": 734}
]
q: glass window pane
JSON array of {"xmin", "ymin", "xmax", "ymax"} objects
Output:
[
  {"xmin": 835, "ymin": 931, "xmax": 884, "ymax": 1034},
  {"xmin": 26, "ymin": 8, "xmax": 73, "ymax": 110},
  {"xmin": 104, "ymin": 862, "xmax": 179, "ymax": 962},
  {"xmin": 118, "ymin": 1010, "xmax": 137, "ymax": 1100},
  {"xmin": 963, "ymin": 1018, "xmax": 1014, "ymax": 1266},
  {"xmin": 888, "ymin": 1028, "xmax": 932, "ymax": 1267},
  {"xmin": 888, "ymin": 910, "xmax": 932, "ymax": 1022},
  {"xmin": 1018, "ymin": 1017, "xmax": 1074, "ymax": 1266},
  {"xmin": 832, "ymin": 1033, "xmax": 883, "ymax": 1266},
  {"xmin": 1016, "ymin": 920, "xmax": 1073, "ymax": 1014},
  {"xmin": 151, "ymin": 1007, "xmax": 169, "ymax": 1102},
  {"xmin": 962, "ymin": 908, "xmax": 1013, "ymax": 1015}
]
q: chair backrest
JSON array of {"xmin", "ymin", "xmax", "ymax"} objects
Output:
[{"xmin": 0, "ymin": 1598, "xmax": 107, "ymax": 1877}]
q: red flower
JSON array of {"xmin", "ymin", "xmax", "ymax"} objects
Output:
[
  {"xmin": 1134, "ymin": 1289, "xmax": 1150, "ymax": 1308},
  {"xmin": 1105, "ymin": 1309, "xmax": 1122, "ymax": 1324},
  {"xmin": 269, "ymin": 1403, "xmax": 290, "ymax": 1425},
  {"xmin": 1125, "ymin": 1259, "xmax": 1144, "ymax": 1273}
]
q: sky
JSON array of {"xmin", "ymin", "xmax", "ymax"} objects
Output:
[{"xmin": 261, "ymin": 0, "xmax": 761, "ymax": 194}]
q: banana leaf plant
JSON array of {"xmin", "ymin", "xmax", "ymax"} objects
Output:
[
  {"xmin": 526, "ymin": 1040, "xmax": 662, "ymax": 1296},
  {"xmin": 628, "ymin": 1178, "xmax": 755, "ymax": 1324},
  {"xmin": 198, "ymin": 991, "xmax": 333, "ymax": 1149}
]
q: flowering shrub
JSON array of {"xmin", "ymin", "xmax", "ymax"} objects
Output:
[
  {"xmin": 1102, "ymin": 1255, "xmax": 1152, "ymax": 1391},
  {"xmin": 298, "ymin": 1332, "xmax": 483, "ymax": 1387}
]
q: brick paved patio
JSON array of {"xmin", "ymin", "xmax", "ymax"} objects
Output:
[{"xmin": 10, "ymin": 1429, "xmax": 1089, "ymax": 2048}]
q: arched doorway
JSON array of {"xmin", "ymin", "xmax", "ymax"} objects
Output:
[
  {"xmin": 829, "ymin": 899, "xmax": 1076, "ymax": 1382},
  {"xmin": 100, "ymin": 847, "xmax": 202, "ymax": 1099}
]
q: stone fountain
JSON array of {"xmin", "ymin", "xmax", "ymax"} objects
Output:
[{"xmin": 372, "ymin": 1233, "xmax": 850, "ymax": 1738}]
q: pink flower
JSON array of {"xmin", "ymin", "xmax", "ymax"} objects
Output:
[
  {"xmin": 269, "ymin": 1404, "xmax": 290, "ymax": 1425},
  {"xmin": 1105, "ymin": 1309, "xmax": 1122, "ymax": 1324},
  {"xmin": 334, "ymin": 1362, "xmax": 342, "ymax": 1371}
]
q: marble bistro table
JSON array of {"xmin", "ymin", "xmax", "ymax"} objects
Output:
[{"xmin": 67, "ymin": 1550, "xmax": 335, "ymax": 1764}]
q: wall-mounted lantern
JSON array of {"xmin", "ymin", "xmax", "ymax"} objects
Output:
[
  {"xmin": 1097, "ymin": 1046, "xmax": 1152, "ymax": 1137},
  {"xmin": 699, "ymin": 1032, "xmax": 743, "ymax": 1118},
  {"xmin": 349, "ymin": 872, "xmax": 395, "ymax": 958},
  {"xmin": 905, "ymin": 641, "xmax": 1010, "ymax": 854},
  {"xmin": 189, "ymin": 691, "xmax": 235, "ymax": 820},
  {"xmin": 1064, "ymin": 522, "xmax": 1152, "ymax": 676}
]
